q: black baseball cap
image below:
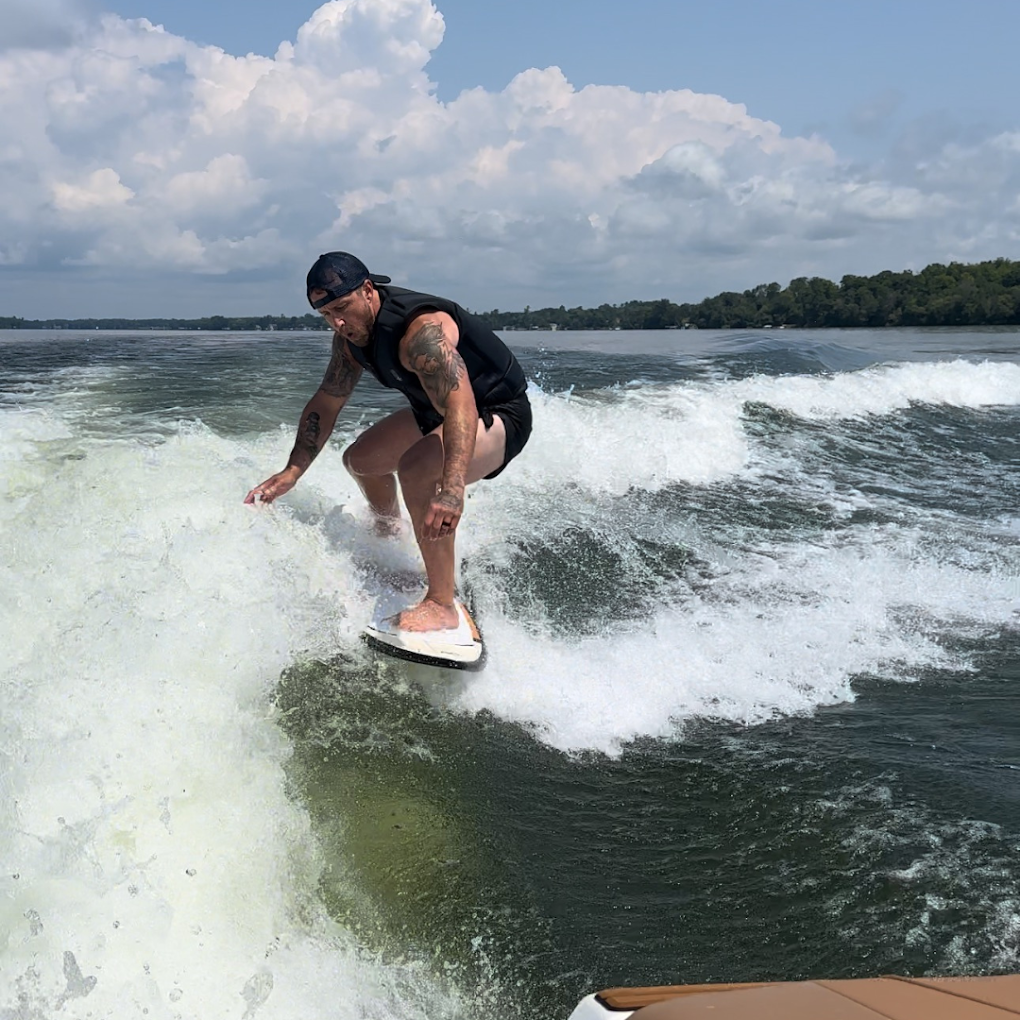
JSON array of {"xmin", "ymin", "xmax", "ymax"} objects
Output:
[{"xmin": 306, "ymin": 252, "xmax": 392, "ymax": 309}]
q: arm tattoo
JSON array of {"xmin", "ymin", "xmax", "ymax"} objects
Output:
[
  {"xmin": 406, "ymin": 322, "xmax": 464, "ymax": 409},
  {"xmin": 320, "ymin": 339, "xmax": 360, "ymax": 398},
  {"xmin": 297, "ymin": 411, "xmax": 321, "ymax": 461}
]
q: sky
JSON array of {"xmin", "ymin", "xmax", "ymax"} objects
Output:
[{"xmin": 2, "ymin": 0, "xmax": 1019, "ymax": 317}]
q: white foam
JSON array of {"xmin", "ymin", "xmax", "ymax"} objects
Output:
[
  {"xmin": 730, "ymin": 358, "xmax": 1020, "ymax": 419},
  {"xmin": 508, "ymin": 384, "xmax": 752, "ymax": 493},
  {"xmin": 452, "ymin": 508, "xmax": 1018, "ymax": 755},
  {"xmin": 488, "ymin": 360, "xmax": 1020, "ymax": 500},
  {"xmin": 0, "ymin": 409, "xmax": 466, "ymax": 1018}
]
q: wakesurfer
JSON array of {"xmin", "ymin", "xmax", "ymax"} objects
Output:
[{"xmin": 244, "ymin": 252, "xmax": 532, "ymax": 633}]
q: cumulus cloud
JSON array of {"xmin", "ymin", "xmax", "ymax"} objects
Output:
[
  {"xmin": 163, "ymin": 155, "xmax": 267, "ymax": 217},
  {"xmin": 51, "ymin": 167, "xmax": 134, "ymax": 212},
  {"xmin": 0, "ymin": 0, "xmax": 1018, "ymax": 315}
]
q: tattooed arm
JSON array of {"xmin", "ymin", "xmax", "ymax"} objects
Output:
[
  {"xmin": 398, "ymin": 311, "xmax": 476, "ymax": 537},
  {"xmin": 287, "ymin": 333, "xmax": 363, "ymax": 472},
  {"xmin": 244, "ymin": 333, "xmax": 362, "ymax": 504}
]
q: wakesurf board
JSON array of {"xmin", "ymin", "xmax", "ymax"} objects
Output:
[
  {"xmin": 324, "ymin": 505, "xmax": 487, "ymax": 671},
  {"xmin": 362, "ymin": 592, "xmax": 486, "ymax": 671}
]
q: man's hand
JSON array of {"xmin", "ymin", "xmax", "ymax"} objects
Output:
[
  {"xmin": 244, "ymin": 466, "xmax": 301, "ymax": 505},
  {"xmin": 422, "ymin": 488, "xmax": 464, "ymax": 541}
]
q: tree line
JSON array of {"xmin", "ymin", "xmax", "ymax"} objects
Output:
[
  {"xmin": 0, "ymin": 313, "xmax": 327, "ymax": 331},
  {"xmin": 474, "ymin": 258, "xmax": 1020, "ymax": 330},
  {"xmin": 3, "ymin": 258, "xmax": 1020, "ymax": 332}
]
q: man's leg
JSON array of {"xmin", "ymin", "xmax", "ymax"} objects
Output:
[
  {"xmin": 394, "ymin": 415, "xmax": 507, "ymax": 631},
  {"xmin": 342, "ymin": 409, "xmax": 425, "ymax": 534}
]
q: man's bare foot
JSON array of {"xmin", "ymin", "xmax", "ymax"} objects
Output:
[
  {"xmin": 372, "ymin": 513, "xmax": 403, "ymax": 538},
  {"xmin": 394, "ymin": 597, "xmax": 460, "ymax": 632}
]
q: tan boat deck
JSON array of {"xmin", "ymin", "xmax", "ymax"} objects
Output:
[{"xmin": 595, "ymin": 974, "xmax": 1020, "ymax": 1017}]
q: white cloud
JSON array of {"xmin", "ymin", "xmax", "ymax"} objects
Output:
[
  {"xmin": 995, "ymin": 132, "xmax": 1020, "ymax": 155},
  {"xmin": 0, "ymin": 0, "xmax": 1018, "ymax": 315},
  {"xmin": 288, "ymin": 0, "xmax": 443, "ymax": 78},
  {"xmin": 52, "ymin": 167, "xmax": 134, "ymax": 212},
  {"xmin": 163, "ymin": 155, "xmax": 267, "ymax": 216}
]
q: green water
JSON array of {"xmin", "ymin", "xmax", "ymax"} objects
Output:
[{"xmin": 277, "ymin": 646, "xmax": 1020, "ymax": 1019}]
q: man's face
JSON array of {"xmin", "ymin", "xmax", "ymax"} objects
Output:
[{"xmin": 311, "ymin": 282, "xmax": 376, "ymax": 346}]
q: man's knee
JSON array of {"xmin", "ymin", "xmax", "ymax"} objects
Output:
[
  {"xmin": 342, "ymin": 441, "xmax": 364, "ymax": 477},
  {"xmin": 396, "ymin": 436, "xmax": 442, "ymax": 489}
]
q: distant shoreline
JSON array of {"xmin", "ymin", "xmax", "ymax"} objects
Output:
[
  {"xmin": 4, "ymin": 324, "xmax": 1019, "ymax": 335},
  {"xmin": 3, "ymin": 257, "xmax": 1018, "ymax": 331}
]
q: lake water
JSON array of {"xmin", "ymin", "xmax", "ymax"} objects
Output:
[{"xmin": 1, "ymin": 326, "xmax": 1018, "ymax": 1018}]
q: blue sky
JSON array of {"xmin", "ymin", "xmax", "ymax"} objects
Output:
[{"xmin": 2, "ymin": 0, "xmax": 1019, "ymax": 316}]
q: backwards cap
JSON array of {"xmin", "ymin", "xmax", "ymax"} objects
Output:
[{"xmin": 306, "ymin": 252, "xmax": 391, "ymax": 309}]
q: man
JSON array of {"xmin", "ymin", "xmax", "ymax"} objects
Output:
[{"xmin": 244, "ymin": 252, "xmax": 532, "ymax": 633}]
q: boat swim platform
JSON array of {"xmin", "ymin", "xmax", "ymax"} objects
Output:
[{"xmin": 567, "ymin": 973, "xmax": 1020, "ymax": 1018}]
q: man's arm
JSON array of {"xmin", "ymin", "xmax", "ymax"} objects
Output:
[
  {"xmin": 398, "ymin": 311, "xmax": 476, "ymax": 535},
  {"xmin": 244, "ymin": 334, "xmax": 362, "ymax": 503},
  {"xmin": 286, "ymin": 335, "xmax": 363, "ymax": 473}
]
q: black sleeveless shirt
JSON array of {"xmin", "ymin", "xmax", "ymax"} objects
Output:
[{"xmin": 347, "ymin": 286, "xmax": 526, "ymax": 421}]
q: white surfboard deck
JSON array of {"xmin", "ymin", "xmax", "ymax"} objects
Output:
[
  {"xmin": 363, "ymin": 595, "xmax": 486, "ymax": 671},
  {"xmin": 325, "ymin": 505, "xmax": 486, "ymax": 671}
]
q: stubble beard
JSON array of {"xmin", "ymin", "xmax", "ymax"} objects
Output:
[{"xmin": 346, "ymin": 323, "xmax": 371, "ymax": 347}]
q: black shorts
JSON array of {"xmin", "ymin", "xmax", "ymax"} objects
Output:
[{"xmin": 412, "ymin": 390, "xmax": 533, "ymax": 479}]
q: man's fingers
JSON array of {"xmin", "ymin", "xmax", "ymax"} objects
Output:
[
  {"xmin": 421, "ymin": 498, "xmax": 463, "ymax": 540},
  {"xmin": 245, "ymin": 485, "xmax": 277, "ymax": 504},
  {"xmin": 423, "ymin": 506, "xmax": 452, "ymax": 540}
]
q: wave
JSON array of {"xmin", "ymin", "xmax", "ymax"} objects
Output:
[
  {"xmin": 0, "ymin": 409, "xmax": 472, "ymax": 1018},
  {"xmin": 708, "ymin": 332, "xmax": 878, "ymax": 377},
  {"xmin": 506, "ymin": 359, "xmax": 1020, "ymax": 500}
]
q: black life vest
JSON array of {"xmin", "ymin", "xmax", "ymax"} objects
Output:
[{"xmin": 348, "ymin": 286, "xmax": 526, "ymax": 420}]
